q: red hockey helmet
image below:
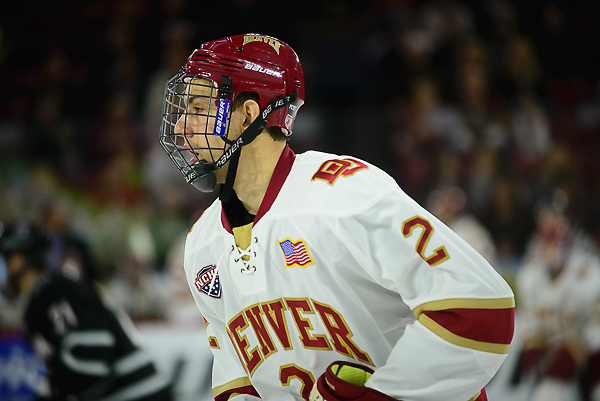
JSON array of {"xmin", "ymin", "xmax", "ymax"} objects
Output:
[
  {"xmin": 185, "ymin": 33, "xmax": 304, "ymax": 133},
  {"xmin": 160, "ymin": 34, "xmax": 304, "ymax": 193}
]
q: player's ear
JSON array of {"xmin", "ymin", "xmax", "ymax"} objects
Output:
[{"xmin": 242, "ymin": 99, "xmax": 260, "ymax": 129}]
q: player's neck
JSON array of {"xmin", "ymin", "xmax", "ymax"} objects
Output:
[{"xmin": 234, "ymin": 136, "xmax": 285, "ymax": 215}]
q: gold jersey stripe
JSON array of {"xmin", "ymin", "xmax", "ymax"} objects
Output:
[
  {"xmin": 418, "ymin": 314, "xmax": 511, "ymax": 354},
  {"xmin": 213, "ymin": 376, "xmax": 253, "ymax": 399},
  {"xmin": 413, "ymin": 297, "xmax": 515, "ymax": 318}
]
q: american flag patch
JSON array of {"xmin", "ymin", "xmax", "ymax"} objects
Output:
[{"xmin": 278, "ymin": 238, "xmax": 314, "ymax": 268}]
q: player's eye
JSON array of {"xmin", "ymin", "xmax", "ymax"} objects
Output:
[{"xmin": 187, "ymin": 104, "xmax": 203, "ymax": 114}]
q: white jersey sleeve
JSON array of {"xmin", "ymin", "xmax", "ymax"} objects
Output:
[{"xmin": 334, "ymin": 180, "xmax": 514, "ymax": 400}]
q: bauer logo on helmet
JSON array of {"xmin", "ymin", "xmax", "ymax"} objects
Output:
[{"xmin": 244, "ymin": 61, "xmax": 282, "ymax": 77}]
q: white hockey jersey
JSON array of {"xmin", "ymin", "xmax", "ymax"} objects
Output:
[
  {"xmin": 184, "ymin": 146, "xmax": 515, "ymax": 401},
  {"xmin": 517, "ymin": 231, "xmax": 600, "ymax": 355}
]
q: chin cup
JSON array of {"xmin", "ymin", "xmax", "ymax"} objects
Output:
[
  {"xmin": 187, "ymin": 162, "xmax": 217, "ymax": 193},
  {"xmin": 191, "ymin": 173, "xmax": 216, "ymax": 192}
]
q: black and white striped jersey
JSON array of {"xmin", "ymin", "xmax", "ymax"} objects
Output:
[{"xmin": 24, "ymin": 272, "xmax": 172, "ymax": 401}]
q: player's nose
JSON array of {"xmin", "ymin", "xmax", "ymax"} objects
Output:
[{"xmin": 174, "ymin": 115, "xmax": 195, "ymax": 135}]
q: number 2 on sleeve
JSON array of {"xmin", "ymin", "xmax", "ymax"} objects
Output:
[{"xmin": 402, "ymin": 216, "xmax": 449, "ymax": 266}]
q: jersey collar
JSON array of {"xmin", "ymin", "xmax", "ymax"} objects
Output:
[{"xmin": 221, "ymin": 144, "xmax": 295, "ymax": 233}]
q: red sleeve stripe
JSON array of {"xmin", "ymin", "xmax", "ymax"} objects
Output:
[
  {"xmin": 213, "ymin": 378, "xmax": 259, "ymax": 401},
  {"xmin": 423, "ymin": 307, "xmax": 514, "ymax": 344},
  {"xmin": 418, "ymin": 313, "xmax": 511, "ymax": 354},
  {"xmin": 414, "ymin": 297, "xmax": 515, "ymax": 354}
]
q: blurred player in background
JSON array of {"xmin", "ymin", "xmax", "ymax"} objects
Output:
[
  {"xmin": 159, "ymin": 33, "xmax": 514, "ymax": 401},
  {"xmin": 513, "ymin": 191, "xmax": 600, "ymax": 401},
  {"xmin": 0, "ymin": 221, "xmax": 173, "ymax": 401}
]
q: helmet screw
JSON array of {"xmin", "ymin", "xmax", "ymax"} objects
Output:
[{"xmin": 237, "ymin": 47, "xmax": 244, "ymax": 52}]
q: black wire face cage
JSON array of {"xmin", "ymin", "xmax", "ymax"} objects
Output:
[{"xmin": 159, "ymin": 71, "xmax": 233, "ymax": 186}]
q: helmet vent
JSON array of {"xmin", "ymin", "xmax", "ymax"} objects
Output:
[{"xmin": 191, "ymin": 54, "xmax": 243, "ymax": 70}]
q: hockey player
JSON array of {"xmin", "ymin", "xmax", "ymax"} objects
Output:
[
  {"xmin": 514, "ymin": 198, "xmax": 600, "ymax": 401},
  {"xmin": 159, "ymin": 33, "xmax": 515, "ymax": 401},
  {"xmin": 0, "ymin": 222, "xmax": 173, "ymax": 401}
]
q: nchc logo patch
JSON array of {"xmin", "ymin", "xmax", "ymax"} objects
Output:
[
  {"xmin": 278, "ymin": 238, "xmax": 314, "ymax": 268},
  {"xmin": 195, "ymin": 265, "xmax": 221, "ymax": 298}
]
